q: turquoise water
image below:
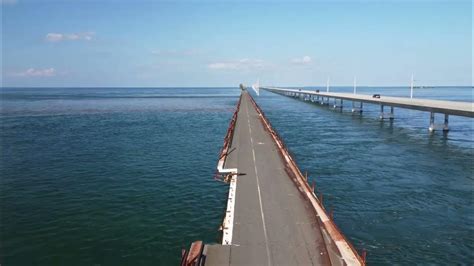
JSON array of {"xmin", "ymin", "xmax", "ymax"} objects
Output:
[{"xmin": 1, "ymin": 87, "xmax": 473, "ymax": 265}]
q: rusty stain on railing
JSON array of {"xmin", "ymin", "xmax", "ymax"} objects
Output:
[
  {"xmin": 214, "ymin": 93, "xmax": 243, "ymax": 182},
  {"xmin": 180, "ymin": 241, "xmax": 204, "ymax": 266}
]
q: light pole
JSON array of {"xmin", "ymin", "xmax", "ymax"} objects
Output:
[{"xmin": 353, "ymin": 76, "xmax": 357, "ymax": 94}]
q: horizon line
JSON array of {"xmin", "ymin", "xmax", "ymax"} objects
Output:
[{"xmin": 1, "ymin": 85, "xmax": 473, "ymax": 89}]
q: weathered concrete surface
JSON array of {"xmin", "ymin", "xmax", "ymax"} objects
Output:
[
  {"xmin": 206, "ymin": 92, "xmax": 331, "ymax": 265},
  {"xmin": 203, "ymin": 245, "xmax": 231, "ymax": 265}
]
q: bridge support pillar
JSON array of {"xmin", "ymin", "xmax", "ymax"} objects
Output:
[
  {"xmin": 429, "ymin": 112, "xmax": 435, "ymax": 131},
  {"xmin": 320, "ymin": 97, "xmax": 328, "ymax": 105},
  {"xmin": 429, "ymin": 113, "xmax": 449, "ymax": 132},
  {"xmin": 333, "ymin": 99, "xmax": 343, "ymax": 109},
  {"xmin": 352, "ymin": 101, "xmax": 363, "ymax": 113},
  {"xmin": 444, "ymin": 114, "xmax": 450, "ymax": 131},
  {"xmin": 379, "ymin": 105, "xmax": 394, "ymax": 120}
]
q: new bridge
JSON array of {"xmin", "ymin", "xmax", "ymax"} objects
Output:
[{"xmin": 263, "ymin": 87, "xmax": 474, "ymax": 132}]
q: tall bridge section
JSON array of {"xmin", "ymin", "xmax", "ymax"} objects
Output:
[{"xmin": 264, "ymin": 87, "xmax": 473, "ymax": 132}]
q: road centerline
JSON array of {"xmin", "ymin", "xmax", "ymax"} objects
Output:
[{"xmin": 245, "ymin": 97, "xmax": 272, "ymax": 266}]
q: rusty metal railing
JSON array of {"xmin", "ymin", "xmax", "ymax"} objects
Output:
[
  {"xmin": 180, "ymin": 241, "xmax": 204, "ymax": 266},
  {"xmin": 214, "ymin": 93, "xmax": 243, "ymax": 181}
]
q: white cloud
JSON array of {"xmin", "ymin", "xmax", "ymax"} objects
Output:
[
  {"xmin": 45, "ymin": 32, "xmax": 94, "ymax": 42},
  {"xmin": 10, "ymin": 68, "xmax": 56, "ymax": 77},
  {"xmin": 151, "ymin": 49, "xmax": 200, "ymax": 56},
  {"xmin": 208, "ymin": 58, "xmax": 266, "ymax": 71},
  {"xmin": 291, "ymin": 55, "xmax": 312, "ymax": 65}
]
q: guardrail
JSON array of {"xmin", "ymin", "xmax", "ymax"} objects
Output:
[{"xmin": 215, "ymin": 93, "xmax": 242, "ymax": 177}]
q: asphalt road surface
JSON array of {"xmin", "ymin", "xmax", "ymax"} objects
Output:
[{"xmin": 205, "ymin": 92, "xmax": 331, "ymax": 266}]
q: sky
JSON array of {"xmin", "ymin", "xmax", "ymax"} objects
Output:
[{"xmin": 1, "ymin": 0, "xmax": 472, "ymax": 87}]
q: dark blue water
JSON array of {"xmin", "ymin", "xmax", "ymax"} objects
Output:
[{"xmin": 1, "ymin": 87, "xmax": 473, "ymax": 265}]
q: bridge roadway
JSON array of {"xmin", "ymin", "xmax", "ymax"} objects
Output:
[
  {"xmin": 264, "ymin": 87, "xmax": 474, "ymax": 118},
  {"xmin": 204, "ymin": 92, "xmax": 360, "ymax": 265}
]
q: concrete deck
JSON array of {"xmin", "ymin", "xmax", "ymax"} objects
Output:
[
  {"xmin": 265, "ymin": 87, "xmax": 474, "ymax": 117},
  {"xmin": 206, "ymin": 92, "xmax": 333, "ymax": 265}
]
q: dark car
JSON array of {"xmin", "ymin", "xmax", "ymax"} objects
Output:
[{"xmin": 372, "ymin": 94, "xmax": 381, "ymax": 98}]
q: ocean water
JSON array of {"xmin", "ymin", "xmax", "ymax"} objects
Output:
[{"xmin": 1, "ymin": 87, "xmax": 473, "ymax": 265}]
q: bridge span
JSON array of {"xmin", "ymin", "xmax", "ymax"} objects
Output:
[
  {"xmin": 263, "ymin": 87, "xmax": 473, "ymax": 132},
  {"xmin": 181, "ymin": 91, "xmax": 364, "ymax": 266}
]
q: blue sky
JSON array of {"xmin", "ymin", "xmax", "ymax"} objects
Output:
[{"xmin": 1, "ymin": 0, "xmax": 472, "ymax": 87}]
